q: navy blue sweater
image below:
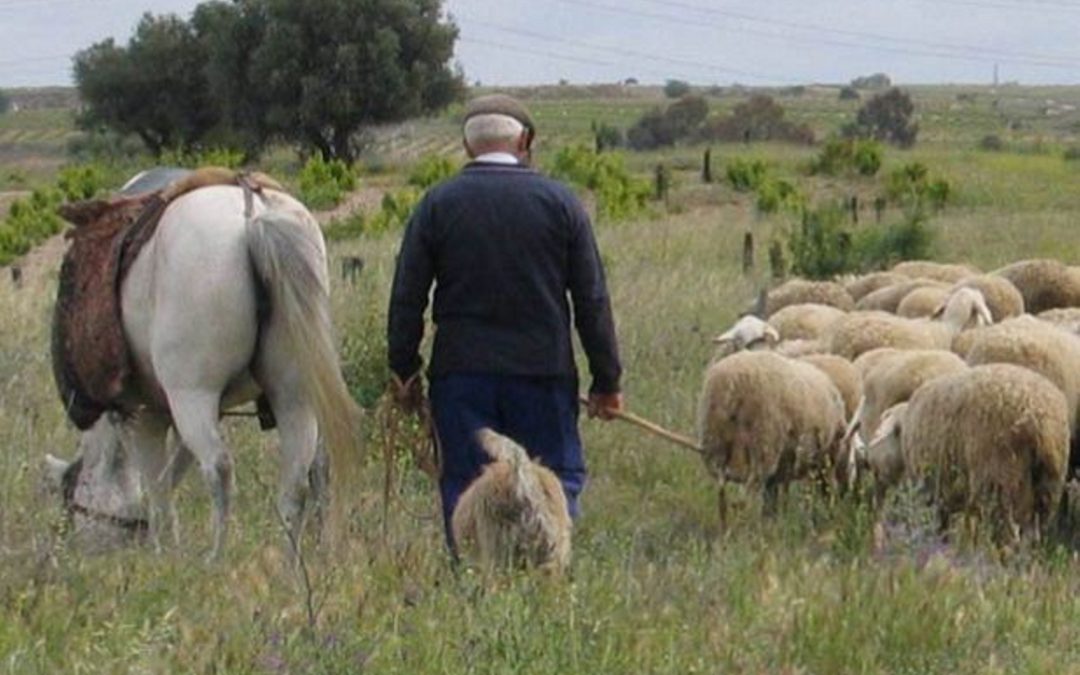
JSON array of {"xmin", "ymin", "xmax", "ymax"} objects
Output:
[{"xmin": 388, "ymin": 161, "xmax": 622, "ymax": 394}]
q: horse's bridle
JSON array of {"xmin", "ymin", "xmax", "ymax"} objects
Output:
[{"xmin": 60, "ymin": 457, "xmax": 149, "ymax": 534}]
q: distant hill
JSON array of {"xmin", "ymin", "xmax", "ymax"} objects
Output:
[{"xmin": 5, "ymin": 87, "xmax": 79, "ymax": 111}]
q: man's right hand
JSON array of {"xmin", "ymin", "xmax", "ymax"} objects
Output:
[{"xmin": 587, "ymin": 392, "xmax": 623, "ymax": 421}]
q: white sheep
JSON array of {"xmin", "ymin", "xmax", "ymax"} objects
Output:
[
  {"xmin": 841, "ymin": 271, "xmax": 909, "ymax": 302},
  {"xmin": 859, "ymin": 364, "xmax": 1069, "ymax": 542},
  {"xmin": 855, "ymin": 278, "xmax": 948, "ymax": 313},
  {"xmin": 826, "ymin": 288, "xmax": 993, "ymax": 360},
  {"xmin": 800, "ymin": 353, "xmax": 863, "ymax": 419},
  {"xmin": 993, "ymin": 258, "xmax": 1080, "ymax": 314},
  {"xmin": 892, "ymin": 260, "xmax": 980, "ymax": 283},
  {"xmin": 949, "ymin": 274, "xmax": 1024, "ymax": 322},
  {"xmin": 1037, "ymin": 307, "xmax": 1080, "ymax": 335},
  {"xmin": 767, "ymin": 303, "xmax": 847, "ymax": 342},
  {"xmin": 698, "ymin": 350, "xmax": 847, "ymax": 525},
  {"xmin": 764, "ymin": 278, "xmax": 854, "ymax": 316},
  {"xmin": 896, "ymin": 286, "xmax": 950, "ymax": 318}
]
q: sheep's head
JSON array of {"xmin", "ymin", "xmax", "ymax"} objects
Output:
[
  {"xmin": 933, "ymin": 287, "xmax": 993, "ymax": 330},
  {"xmin": 711, "ymin": 315, "xmax": 779, "ymax": 362},
  {"xmin": 860, "ymin": 402, "xmax": 908, "ymax": 490}
]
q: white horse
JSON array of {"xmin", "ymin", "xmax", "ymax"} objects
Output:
[{"xmin": 46, "ymin": 179, "xmax": 360, "ymax": 557}]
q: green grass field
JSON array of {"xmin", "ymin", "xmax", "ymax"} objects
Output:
[{"xmin": 3, "ymin": 84, "xmax": 1080, "ymax": 673}]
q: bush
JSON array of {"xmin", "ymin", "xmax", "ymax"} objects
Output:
[
  {"xmin": 850, "ymin": 73, "xmax": 891, "ymax": 90},
  {"xmin": 700, "ymin": 95, "xmax": 814, "ymax": 145},
  {"xmin": 57, "ymin": 164, "xmax": 108, "ymax": 201},
  {"xmin": 626, "ymin": 95, "xmax": 708, "ymax": 150},
  {"xmin": 548, "ymin": 145, "xmax": 651, "ymax": 221},
  {"xmin": 755, "ymin": 178, "xmax": 803, "ymax": 214},
  {"xmin": 1064, "ymin": 146, "xmax": 1080, "ymax": 162},
  {"xmin": 298, "ymin": 154, "xmax": 357, "ymax": 210},
  {"xmin": 786, "ymin": 202, "xmax": 936, "ymax": 279},
  {"xmin": 725, "ymin": 158, "xmax": 768, "ymax": 192},
  {"xmin": 407, "ymin": 155, "xmax": 458, "ymax": 189},
  {"xmin": 809, "ymin": 138, "xmax": 882, "ymax": 177},
  {"xmin": 978, "ymin": 134, "xmax": 1005, "ymax": 152},
  {"xmin": 838, "ymin": 86, "xmax": 860, "ymax": 101},
  {"xmin": 67, "ymin": 130, "xmax": 145, "ymax": 162},
  {"xmin": 591, "ymin": 120, "xmax": 623, "ymax": 152},
  {"xmin": 365, "ymin": 188, "xmax": 421, "ymax": 235},
  {"xmin": 885, "ymin": 162, "xmax": 952, "ymax": 210},
  {"xmin": 323, "ymin": 210, "xmax": 366, "ymax": 242},
  {"xmin": 0, "ymin": 188, "xmax": 64, "ymax": 266},
  {"xmin": 664, "ymin": 79, "xmax": 691, "ymax": 98},
  {"xmin": 844, "ymin": 88, "xmax": 918, "ymax": 148}
]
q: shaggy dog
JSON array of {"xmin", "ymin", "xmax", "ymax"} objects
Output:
[{"xmin": 451, "ymin": 429, "xmax": 572, "ymax": 574}]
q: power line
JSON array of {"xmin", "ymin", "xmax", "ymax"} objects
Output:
[
  {"xmin": 637, "ymin": 0, "xmax": 1080, "ymax": 65},
  {"xmin": 458, "ymin": 15, "xmax": 800, "ymax": 84},
  {"xmin": 548, "ymin": 0, "xmax": 1080, "ymax": 71}
]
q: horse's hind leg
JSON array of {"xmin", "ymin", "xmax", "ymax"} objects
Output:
[
  {"xmin": 255, "ymin": 337, "xmax": 320, "ymax": 552},
  {"xmin": 126, "ymin": 412, "xmax": 175, "ymax": 550},
  {"xmin": 167, "ymin": 391, "xmax": 235, "ymax": 560}
]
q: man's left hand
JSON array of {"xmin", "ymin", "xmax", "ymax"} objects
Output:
[{"xmin": 389, "ymin": 373, "xmax": 425, "ymax": 415}]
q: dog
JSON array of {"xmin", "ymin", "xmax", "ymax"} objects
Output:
[{"xmin": 451, "ymin": 428, "xmax": 572, "ymax": 574}]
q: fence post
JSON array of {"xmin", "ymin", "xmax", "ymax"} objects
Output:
[
  {"xmin": 849, "ymin": 195, "xmax": 859, "ymax": 224},
  {"xmin": 768, "ymin": 240, "xmax": 786, "ymax": 281},
  {"xmin": 702, "ymin": 147, "xmax": 712, "ymax": 183},
  {"xmin": 742, "ymin": 232, "xmax": 754, "ymax": 275},
  {"xmin": 654, "ymin": 163, "xmax": 670, "ymax": 202}
]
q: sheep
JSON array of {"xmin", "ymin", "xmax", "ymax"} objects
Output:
[
  {"xmin": 826, "ymin": 288, "xmax": 993, "ymax": 360},
  {"xmin": 800, "ymin": 353, "xmax": 863, "ymax": 419},
  {"xmin": 855, "ymin": 278, "xmax": 947, "ymax": 313},
  {"xmin": 849, "ymin": 349, "xmax": 968, "ymax": 443},
  {"xmin": 711, "ymin": 314, "xmax": 779, "ymax": 362},
  {"xmin": 451, "ymin": 428, "xmax": 572, "ymax": 574},
  {"xmin": 859, "ymin": 364, "xmax": 1069, "ymax": 542},
  {"xmin": 1037, "ymin": 307, "xmax": 1080, "ymax": 335},
  {"xmin": 892, "ymin": 260, "xmax": 980, "ymax": 283},
  {"xmin": 896, "ymin": 286, "xmax": 951, "ymax": 318},
  {"xmin": 764, "ymin": 278, "xmax": 854, "ymax": 316},
  {"xmin": 767, "ymin": 303, "xmax": 847, "ymax": 341},
  {"xmin": 852, "ymin": 347, "xmax": 902, "ymax": 380},
  {"xmin": 841, "ymin": 271, "xmax": 909, "ymax": 303},
  {"xmin": 698, "ymin": 350, "xmax": 847, "ymax": 525},
  {"xmin": 962, "ymin": 316, "xmax": 1080, "ymax": 450},
  {"xmin": 993, "ymin": 258, "xmax": 1080, "ymax": 313},
  {"xmin": 949, "ymin": 275, "xmax": 1024, "ymax": 322}
]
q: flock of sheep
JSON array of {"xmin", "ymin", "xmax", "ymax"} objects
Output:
[{"xmin": 699, "ymin": 258, "xmax": 1080, "ymax": 544}]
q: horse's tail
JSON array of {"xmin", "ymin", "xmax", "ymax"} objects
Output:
[{"xmin": 245, "ymin": 204, "xmax": 362, "ymax": 491}]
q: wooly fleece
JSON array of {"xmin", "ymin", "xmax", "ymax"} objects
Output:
[
  {"xmin": 855, "ymin": 278, "xmax": 947, "ymax": 313},
  {"xmin": 891, "ymin": 260, "xmax": 980, "ymax": 284},
  {"xmin": 698, "ymin": 351, "xmax": 846, "ymax": 493},
  {"xmin": 451, "ymin": 429, "xmax": 572, "ymax": 574},
  {"xmin": 896, "ymin": 286, "xmax": 950, "ymax": 319},
  {"xmin": 855, "ymin": 349, "xmax": 968, "ymax": 441},
  {"xmin": 768, "ymin": 303, "xmax": 847, "ymax": 341},
  {"xmin": 800, "ymin": 353, "xmax": 863, "ymax": 419},
  {"xmin": 842, "ymin": 271, "xmax": 909, "ymax": 303},
  {"xmin": 993, "ymin": 258, "xmax": 1080, "ymax": 314},
  {"xmin": 764, "ymin": 279, "xmax": 854, "ymax": 317},
  {"xmin": 950, "ymin": 275, "xmax": 1024, "ymax": 322},
  {"xmin": 882, "ymin": 364, "xmax": 1069, "ymax": 540}
]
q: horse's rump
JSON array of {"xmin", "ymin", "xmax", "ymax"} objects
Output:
[{"xmin": 51, "ymin": 168, "xmax": 284, "ymax": 429}]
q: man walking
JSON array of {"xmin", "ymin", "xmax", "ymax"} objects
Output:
[{"xmin": 388, "ymin": 94, "xmax": 623, "ymax": 547}]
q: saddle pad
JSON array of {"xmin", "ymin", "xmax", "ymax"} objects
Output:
[{"xmin": 51, "ymin": 167, "xmax": 282, "ymax": 429}]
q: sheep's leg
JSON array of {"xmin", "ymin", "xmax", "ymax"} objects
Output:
[{"xmin": 763, "ymin": 475, "xmax": 782, "ymax": 517}]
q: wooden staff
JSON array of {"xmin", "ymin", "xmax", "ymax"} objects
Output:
[{"xmin": 579, "ymin": 395, "xmax": 703, "ymax": 454}]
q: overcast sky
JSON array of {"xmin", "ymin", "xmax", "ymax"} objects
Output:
[{"xmin": 2, "ymin": 0, "xmax": 1079, "ymax": 88}]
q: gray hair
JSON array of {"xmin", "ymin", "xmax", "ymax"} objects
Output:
[{"xmin": 464, "ymin": 113, "xmax": 525, "ymax": 148}]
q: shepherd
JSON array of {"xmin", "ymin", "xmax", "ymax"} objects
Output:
[{"xmin": 387, "ymin": 94, "xmax": 624, "ymax": 551}]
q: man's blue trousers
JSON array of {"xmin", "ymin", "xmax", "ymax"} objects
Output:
[{"xmin": 428, "ymin": 373, "xmax": 586, "ymax": 548}]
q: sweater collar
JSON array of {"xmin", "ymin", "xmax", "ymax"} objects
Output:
[{"xmin": 471, "ymin": 152, "xmax": 520, "ymax": 165}]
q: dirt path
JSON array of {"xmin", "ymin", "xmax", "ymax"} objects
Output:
[{"xmin": 313, "ymin": 186, "xmax": 386, "ymax": 225}]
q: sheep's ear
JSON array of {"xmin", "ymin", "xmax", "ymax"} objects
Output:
[
  {"xmin": 750, "ymin": 288, "xmax": 768, "ymax": 318},
  {"xmin": 930, "ymin": 301, "xmax": 947, "ymax": 320},
  {"xmin": 712, "ymin": 333, "xmax": 734, "ymax": 346},
  {"xmin": 764, "ymin": 324, "xmax": 780, "ymax": 346},
  {"xmin": 974, "ymin": 298, "xmax": 994, "ymax": 326}
]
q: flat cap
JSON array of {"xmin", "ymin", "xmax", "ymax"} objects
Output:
[{"xmin": 463, "ymin": 94, "xmax": 535, "ymax": 134}]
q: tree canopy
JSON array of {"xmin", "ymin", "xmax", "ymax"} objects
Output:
[
  {"xmin": 0, "ymin": 89, "xmax": 10, "ymax": 115},
  {"xmin": 844, "ymin": 87, "xmax": 919, "ymax": 148},
  {"xmin": 74, "ymin": 0, "xmax": 464, "ymax": 161}
]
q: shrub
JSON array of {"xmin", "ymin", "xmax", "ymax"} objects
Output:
[
  {"xmin": 850, "ymin": 73, "xmax": 891, "ymax": 90},
  {"xmin": 407, "ymin": 154, "xmax": 458, "ymax": 189},
  {"xmin": 809, "ymin": 138, "xmax": 882, "ymax": 177},
  {"xmin": 323, "ymin": 210, "xmax": 366, "ymax": 242},
  {"xmin": 978, "ymin": 134, "xmax": 1005, "ymax": 152},
  {"xmin": 844, "ymin": 88, "xmax": 918, "ymax": 148},
  {"xmin": 57, "ymin": 164, "xmax": 108, "ymax": 201},
  {"xmin": 1064, "ymin": 146, "xmax": 1080, "ymax": 162},
  {"xmin": 0, "ymin": 188, "xmax": 64, "ymax": 266},
  {"xmin": 298, "ymin": 154, "xmax": 357, "ymax": 210},
  {"xmin": 591, "ymin": 120, "xmax": 623, "ymax": 152},
  {"xmin": 664, "ymin": 79, "xmax": 691, "ymax": 98},
  {"xmin": 548, "ymin": 145, "xmax": 651, "ymax": 221},
  {"xmin": 365, "ymin": 188, "xmax": 421, "ymax": 235},
  {"xmin": 626, "ymin": 95, "xmax": 708, "ymax": 150},
  {"xmin": 885, "ymin": 162, "xmax": 952, "ymax": 210},
  {"xmin": 838, "ymin": 86, "xmax": 860, "ymax": 101},
  {"xmin": 67, "ymin": 130, "xmax": 145, "ymax": 162},
  {"xmin": 755, "ymin": 178, "xmax": 803, "ymax": 214},
  {"xmin": 700, "ymin": 95, "xmax": 814, "ymax": 145},
  {"xmin": 725, "ymin": 157, "xmax": 768, "ymax": 192},
  {"xmin": 786, "ymin": 201, "xmax": 937, "ymax": 279}
]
